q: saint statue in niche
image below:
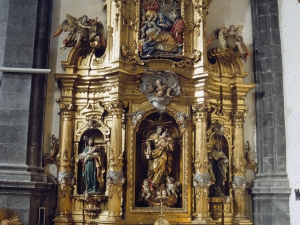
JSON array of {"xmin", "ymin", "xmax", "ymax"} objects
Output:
[
  {"xmin": 138, "ymin": 0, "xmax": 184, "ymax": 58},
  {"xmin": 137, "ymin": 115, "xmax": 181, "ymax": 207},
  {"xmin": 208, "ymin": 143, "xmax": 228, "ymax": 198},
  {"xmin": 77, "ymin": 137, "xmax": 105, "ymax": 193}
]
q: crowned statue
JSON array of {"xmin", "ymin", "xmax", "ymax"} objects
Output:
[{"xmin": 138, "ymin": 115, "xmax": 181, "ymax": 207}]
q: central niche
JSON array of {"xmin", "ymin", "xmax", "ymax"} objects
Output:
[{"xmin": 135, "ymin": 113, "xmax": 182, "ymax": 208}]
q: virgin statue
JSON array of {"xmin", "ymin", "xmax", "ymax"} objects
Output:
[
  {"xmin": 77, "ymin": 137, "xmax": 105, "ymax": 193},
  {"xmin": 144, "ymin": 126, "xmax": 174, "ymax": 188}
]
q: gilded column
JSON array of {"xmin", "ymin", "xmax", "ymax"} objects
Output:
[
  {"xmin": 53, "ymin": 101, "xmax": 76, "ymax": 225},
  {"xmin": 53, "ymin": 75, "xmax": 78, "ymax": 225},
  {"xmin": 232, "ymin": 112, "xmax": 250, "ymax": 224},
  {"xmin": 192, "ymin": 104, "xmax": 210, "ymax": 223},
  {"xmin": 106, "ymin": 100, "xmax": 125, "ymax": 221}
]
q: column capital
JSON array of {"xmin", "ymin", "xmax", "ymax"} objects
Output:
[
  {"xmin": 231, "ymin": 111, "xmax": 246, "ymax": 126},
  {"xmin": 56, "ymin": 98, "xmax": 76, "ymax": 115},
  {"xmin": 192, "ymin": 103, "xmax": 209, "ymax": 121},
  {"xmin": 106, "ymin": 100, "xmax": 126, "ymax": 117}
]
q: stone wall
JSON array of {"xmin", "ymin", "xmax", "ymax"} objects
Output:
[
  {"xmin": 251, "ymin": 0, "xmax": 290, "ymax": 224},
  {"xmin": 0, "ymin": 0, "xmax": 53, "ymax": 224}
]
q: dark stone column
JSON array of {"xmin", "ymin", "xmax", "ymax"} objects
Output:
[
  {"xmin": 0, "ymin": 0, "xmax": 53, "ymax": 224},
  {"xmin": 251, "ymin": 0, "xmax": 290, "ymax": 225}
]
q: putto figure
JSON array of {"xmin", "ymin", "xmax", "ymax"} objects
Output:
[
  {"xmin": 207, "ymin": 24, "xmax": 251, "ymax": 61},
  {"xmin": 166, "ymin": 176, "xmax": 180, "ymax": 198},
  {"xmin": 53, "ymin": 14, "xmax": 106, "ymax": 53}
]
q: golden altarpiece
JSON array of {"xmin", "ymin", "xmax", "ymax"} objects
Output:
[{"xmin": 48, "ymin": 0, "xmax": 256, "ymax": 224}]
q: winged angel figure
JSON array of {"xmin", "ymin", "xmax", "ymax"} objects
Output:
[
  {"xmin": 140, "ymin": 69, "xmax": 181, "ymax": 113},
  {"xmin": 207, "ymin": 24, "xmax": 251, "ymax": 61},
  {"xmin": 53, "ymin": 14, "xmax": 106, "ymax": 53}
]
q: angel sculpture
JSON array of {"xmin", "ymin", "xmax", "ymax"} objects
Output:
[
  {"xmin": 166, "ymin": 176, "xmax": 180, "ymax": 198},
  {"xmin": 53, "ymin": 14, "xmax": 106, "ymax": 53},
  {"xmin": 207, "ymin": 24, "xmax": 251, "ymax": 62},
  {"xmin": 140, "ymin": 179, "xmax": 153, "ymax": 201},
  {"xmin": 140, "ymin": 69, "xmax": 181, "ymax": 113}
]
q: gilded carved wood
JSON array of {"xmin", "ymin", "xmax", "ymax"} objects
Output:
[{"xmin": 50, "ymin": 0, "xmax": 256, "ymax": 224}]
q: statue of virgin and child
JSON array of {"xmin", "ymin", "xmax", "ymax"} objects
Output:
[
  {"xmin": 140, "ymin": 125, "xmax": 181, "ymax": 206},
  {"xmin": 144, "ymin": 125, "xmax": 175, "ymax": 190}
]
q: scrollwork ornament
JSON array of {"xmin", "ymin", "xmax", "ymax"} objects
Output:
[
  {"xmin": 194, "ymin": 186, "xmax": 209, "ymax": 199},
  {"xmin": 245, "ymin": 141, "xmax": 258, "ymax": 172},
  {"xmin": 56, "ymin": 98, "xmax": 75, "ymax": 112},
  {"xmin": 44, "ymin": 135, "xmax": 60, "ymax": 166},
  {"xmin": 192, "ymin": 0, "xmax": 209, "ymax": 36},
  {"xmin": 76, "ymin": 118, "xmax": 110, "ymax": 141},
  {"xmin": 121, "ymin": 43, "xmax": 146, "ymax": 65},
  {"xmin": 232, "ymin": 155, "xmax": 246, "ymax": 173}
]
